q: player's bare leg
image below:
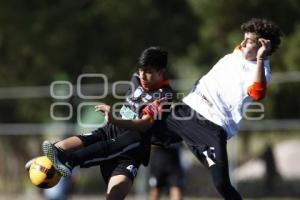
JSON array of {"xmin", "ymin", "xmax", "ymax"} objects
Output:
[
  {"xmin": 149, "ymin": 188, "xmax": 160, "ymax": 200},
  {"xmin": 54, "ymin": 136, "xmax": 84, "ymax": 151},
  {"xmin": 106, "ymin": 175, "xmax": 132, "ymax": 200},
  {"xmin": 170, "ymin": 186, "xmax": 183, "ymax": 200}
]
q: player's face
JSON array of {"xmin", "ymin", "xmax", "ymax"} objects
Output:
[
  {"xmin": 240, "ymin": 32, "xmax": 260, "ymax": 61},
  {"xmin": 138, "ymin": 66, "xmax": 164, "ymax": 89}
]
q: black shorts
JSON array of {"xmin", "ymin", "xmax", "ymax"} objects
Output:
[
  {"xmin": 149, "ymin": 146, "xmax": 184, "ymax": 189},
  {"xmin": 99, "ymin": 154, "xmax": 140, "ymax": 185},
  {"xmin": 79, "ymin": 124, "xmax": 143, "ymax": 184},
  {"xmin": 165, "ymin": 104, "xmax": 228, "ymax": 168}
]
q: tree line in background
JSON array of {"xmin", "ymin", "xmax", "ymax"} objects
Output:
[{"xmin": 0, "ymin": 0, "xmax": 300, "ymax": 122}]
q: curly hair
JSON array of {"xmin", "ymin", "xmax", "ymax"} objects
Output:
[{"xmin": 241, "ymin": 18, "xmax": 283, "ymax": 55}]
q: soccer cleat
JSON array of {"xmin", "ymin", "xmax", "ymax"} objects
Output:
[
  {"xmin": 25, "ymin": 158, "xmax": 35, "ymax": 171},
  {"xmin": 42, "ymin": 140, "xmax": 72, "ymax": 177}
]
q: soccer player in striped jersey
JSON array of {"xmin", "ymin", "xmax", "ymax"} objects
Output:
[{"xmin": 37, "ymin": 46, "xmax": 180, "ymax": 200}]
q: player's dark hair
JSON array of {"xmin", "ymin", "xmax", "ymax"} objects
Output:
[
  {"xmin": 241, "ymin": 18, "xmax": 283, "ymax": 55},
  {"xmin": 137, "ymin": 46, "xmax": 168, "ymax": 70}
]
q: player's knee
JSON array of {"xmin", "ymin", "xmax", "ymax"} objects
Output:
[{"xmin": 106, "ymin": 175, "xmax": 132, "ymax": 200}]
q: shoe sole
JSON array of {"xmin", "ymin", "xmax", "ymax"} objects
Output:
[
  {"xmin": 42, "ymin": 141, "xmax": 71, "ymax": 177},
  {"xmin": 25, "ymin": 158, "xmax": 34, "ymax": 171}
]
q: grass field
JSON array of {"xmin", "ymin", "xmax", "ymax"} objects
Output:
[{"xmin": 0, "ymin": 194, "xmax": 299, "ymax": 200}]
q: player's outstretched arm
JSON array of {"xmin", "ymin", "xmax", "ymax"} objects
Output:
[{"xmin": 95, "ymin": 104, "xmax": 153, "ymax": 132}]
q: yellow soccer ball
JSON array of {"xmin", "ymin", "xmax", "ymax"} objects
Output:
[{"xmin": 29, "ymin": 156, "xmax": 61, "ymax": 189}]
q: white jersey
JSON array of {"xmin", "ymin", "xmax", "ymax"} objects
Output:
[{"xmin": 183, "ymin": 49, "xmax": 271, "ymax": 139}]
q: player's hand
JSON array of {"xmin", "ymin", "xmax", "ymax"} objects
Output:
[
  {"xmin": 256, "ymin": 38, "xmax": 271, "ymax": 60},
  {"xmin": 142, "ymin": 97, "xmax": 168, "ymax": 119},
  {"xmin": 94, "ymin": 104, "xmax": 113, "ymax": 122}
]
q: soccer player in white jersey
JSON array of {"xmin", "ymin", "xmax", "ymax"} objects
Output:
[{"xmin": 160, "ymin": 18, "xmax": 282, "ymax": 199}]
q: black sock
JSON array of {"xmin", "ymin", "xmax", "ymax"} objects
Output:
[{"xmin": 56, "ymin": 147, "xmax": 73, "ymax": 166}]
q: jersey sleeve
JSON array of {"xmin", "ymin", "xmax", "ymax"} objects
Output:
[
  {"xmin": 247, "ymin": 82, "xmax": 267, "ymax": 101},
  {"xmin": 142, "ymin": 97, "xmax": 168, "ymax": 123},
  {"xmin": 247, "ymin": 61, "xmax": 271, "ymax": 101},
  {"xmin": 142, "ymin": 87, "xmax": 174, "ymax": 122},
  {"xmin": 126, "ymin": 73, "xmax": 140, "ymax": 96}
]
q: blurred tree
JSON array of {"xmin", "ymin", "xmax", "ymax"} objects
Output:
[
  {"xmin": 186, "ymin": 0, "xmax": 300, "ymax": 71},
  {"xmin": 282, "ymin": 23, "xmax": 300, "ymax": 71},
  {"xmin": 0, "ymin": 0, "xmax": 199, "ymax": 122}
]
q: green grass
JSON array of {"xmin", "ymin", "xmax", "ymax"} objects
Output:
[{"xmin": 1, "ymin": 194, "xmax": 298, "ymax": 200}]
